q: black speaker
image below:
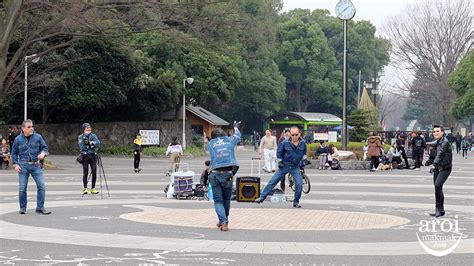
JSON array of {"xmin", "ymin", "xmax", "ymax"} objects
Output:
[{"xmin": 236, "ymin": 177, "xmax": 260, "ymax": 202}]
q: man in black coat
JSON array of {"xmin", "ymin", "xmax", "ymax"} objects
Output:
[{"xmin": 426, "ymin": 125, "xmax": 453, "ymax": 217}]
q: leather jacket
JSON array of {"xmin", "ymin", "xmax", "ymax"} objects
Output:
[{"xmin": 433, "ymin": 137, "xmax": 452, "ymax": 170}]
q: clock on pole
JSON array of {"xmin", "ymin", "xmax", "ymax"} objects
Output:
[{"xmin": 335, "ymin": 0, "xmax": 356, "ymax": 151}]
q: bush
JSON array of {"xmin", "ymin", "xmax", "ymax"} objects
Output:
[{"xmin": 100, "ymin": 145, "xmax": 205, "ymax": 157}]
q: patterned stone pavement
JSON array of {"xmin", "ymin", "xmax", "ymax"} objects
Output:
[{"xmin": 0, "ymin": 147, "xmax": 473, "ymax": 265}]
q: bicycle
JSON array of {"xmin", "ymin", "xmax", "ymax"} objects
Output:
[{"xmin": 287, "ymin": 160, "xmax": 311, "ymax": 194}]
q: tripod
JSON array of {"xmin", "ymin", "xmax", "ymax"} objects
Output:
[{"xmin": 81, "ymin": 154, "xmax": 110, "ymax": 198}]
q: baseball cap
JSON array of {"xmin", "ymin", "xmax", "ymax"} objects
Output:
[{"xmin": 82, "ymin": 123, "xmax": 91, "ymax": 129}]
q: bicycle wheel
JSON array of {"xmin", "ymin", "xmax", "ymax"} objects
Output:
[
  {"xmin": 302, "ymin": 174, "xmax": 311, "ymax": 194},
  {"xmin": 288, "ymin": 174, "xmax": 295, "ymax": 192}
]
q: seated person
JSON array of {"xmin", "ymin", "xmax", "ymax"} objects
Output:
[
  {"xmin": 316, "ymin": 141, "xmax": 329, "ymax": 170},
  {"xmin": 1, "ymin": 139, "xmax": 10, "ymax": 170},
  {"xmin": 387, "ymin": 143, "xmax": 402, "ymax": 167},
  {"xmin": 200, "ymin": 160, "xmax": 211, "ymax": 188}
]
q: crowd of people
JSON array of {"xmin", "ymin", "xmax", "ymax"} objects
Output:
[{"xmin": 365, "ymin": 130, "xmax": 473, "ymax": 172}]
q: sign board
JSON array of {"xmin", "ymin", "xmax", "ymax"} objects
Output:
[
  {"xmin": 139, "ymin": 130, "xmax": 160, "ymax": 145},
  {"xmin": 328, "ymin": 131, "xmax": 338, "ymax": 142},
  {"xmin": 314, "ymin": 133, "xmax": 329, "ymax": 141}
]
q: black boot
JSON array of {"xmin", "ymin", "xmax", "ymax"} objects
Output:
[{"xmin": 429, "ymin": 208, "xmax": 442, "ymax": 217}]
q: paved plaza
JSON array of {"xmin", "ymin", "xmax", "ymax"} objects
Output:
[{"xmin": 0, "ymin": 147, "xmax": 473, "ymax": 265}]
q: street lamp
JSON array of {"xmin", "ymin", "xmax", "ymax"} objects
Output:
[
  {"xmin": 182, "ymin": 77, "xmax": 194, "ymax": 149},
  {"xmin": 24, "ymin": 54, "xmax": 40, "ymax": 120}
]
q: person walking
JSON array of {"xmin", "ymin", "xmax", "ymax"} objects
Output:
[
  {"xmin": 11, "ymin": 119, "xmax": 51, "ymax": 215},
  {"xmin": 367, "ymin": 132, "xmax": 383, "ymax": 171},
  {"xmin": 461, "ymin": 136, "xmax": 469, "ymax": 159},
  {"xmin": 426, "ymin": 125, "xmax": 452, "ymax": 217},
  {"xmin": 454, "ymin": 132, "xmax": 462, "ymax": 154},
  {"xmin": 166, "ymin": 136, "xmax": 183, "ymax": 176},
  {"xmin": 255, "ymin": 126, "xmax": 307, "ymax": 208},
  {"xmin": 411, "ymin": 131, "xmax": 426, "ymax": 169},
  {"xmin": 207, "ymin": 122, "xmax": 241, "ymax": 231},
  {"xmin": 78, "ymin": 123, "xmax": 101, "ymax": 195},
  {"xmin": 133, "ymin": 133, "xmax": 142, "ymax": 173},
  {"xmin": 259, "ymin": 129, "xmax": 277, "ymax": 173}
]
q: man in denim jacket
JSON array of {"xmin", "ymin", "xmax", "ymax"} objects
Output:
[
  {"xmin": 256, "ymin": 126, "xmax": 307, "ymax": 208},
  {"xmin": 11, "ymin": 119, "xmax": 51, "ymax": 215},
  {"xmin": 207, "ymin": 122, "xmax": 241, "ymax": 231}
]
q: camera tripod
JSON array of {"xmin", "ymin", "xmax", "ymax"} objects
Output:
[{"xmin": 81, "ymin": 154, "xmax": 110, "ymax": 198}]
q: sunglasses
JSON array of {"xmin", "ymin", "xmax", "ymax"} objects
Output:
[{"xmin": 291, "ymin": 134, "xmax": 299, "ymax": 136}]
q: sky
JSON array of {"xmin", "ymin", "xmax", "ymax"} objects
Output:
[{"xmin": 282, "ymin": 0, "xmax": 415, "ymax": 35}]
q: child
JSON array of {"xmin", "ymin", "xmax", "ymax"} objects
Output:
[
  {"xmin": 165, "ymin": 136, "xmax": 183, "ymax": 176},
  {"xmin": 133, "ymin": 133, "xmax": 142, "ymax": 173}
]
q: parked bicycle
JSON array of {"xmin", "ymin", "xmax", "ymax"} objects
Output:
[{"xmin": 287, "ymin": 159, "xmax": 311, "ymax": 194}]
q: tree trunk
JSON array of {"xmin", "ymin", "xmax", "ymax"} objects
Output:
[
  {"xmin": 0, "ymin": 67, "xmax": 7, "ymax": 104},
  {"xmin": 295, "ymin": 83, "xmax": 301, "ymax": 112},
  {"xmin": 41, "ymin": 87, "xmax": 49, "ymax": 124}
]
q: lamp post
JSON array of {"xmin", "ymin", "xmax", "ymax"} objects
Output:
[
  {"xmin": 24, "ymin": 54, "xmax": 40, "ymax": 121},
  {"xmin": 182, "ymin": 77, "xmax": 194, "ymax": 149}
]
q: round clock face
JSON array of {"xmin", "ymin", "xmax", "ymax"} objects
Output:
[{"xmin": 335, "ymin": 0, "xmax": 356, "ymax": 20}]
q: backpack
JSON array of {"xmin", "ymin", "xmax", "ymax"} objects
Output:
[{"xmin": 331, "ymin": 158, "xmax": 341, "ymax": 170}]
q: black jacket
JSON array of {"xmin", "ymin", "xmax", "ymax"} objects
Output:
[
  {"xmin": 433, "ymin": 137, "xmax": 453, "ymax": 170},
  {"xmin": 411, "ymin": 136, "xmax": 426, "ymax": 152}
]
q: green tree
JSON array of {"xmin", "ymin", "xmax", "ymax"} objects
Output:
[
  {"xmin": 40, "ymin": 38, "xmax": 137, "ymax": 123},
  {"xmin": 276, "ymin": 17, "xmax": 340, "ymax": 112},
  {"xmin": 448, "ymin": 50, "xmax": 474, "ymax": 120}
]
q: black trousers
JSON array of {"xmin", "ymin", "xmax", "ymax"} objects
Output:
[
  {"xmin": 82, "ymin": 154, "xmax": 97, "ymax": 188},
  {"xmin": 455, "ymin": 143, "xmax": 461, "ymax": 154},
  {"xmin": 462, "ymin": 149, "xmax": 468, "ymax": 158},
  {"xmin": 433, "ymin": 167, "xmax": 451, "ymax": 211},
  {"xmin": 370, "ymin": 156, "xmax": 380, "ymax": 170},
  {"xmin": 413, "ymin": 149, "xmax": 423, "ymax": 168},
  {"xmin": 398, "ymin": 148, "xmax": 410, "ymax": 168},
  {"xmin": 133, "ymin": 151, "xmax": 140, "ymax": 169}
]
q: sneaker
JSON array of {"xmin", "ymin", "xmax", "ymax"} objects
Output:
[
  {"xmin": 35, "ymin": 208, "xmax": 52, "ymax": 215},
  {"xmin": 83, "ymin": 188, "xmax": 90, "ymax": 194},
  {"xmin": 19, "ymin": 208, "xmax": 26, "ymax": 215},
  {"xmin": 90, "ymin": 188, "xmax": 99, "ymax": 194},
  {"xmin": 255, "ymin": 197, "xmax": 265, "ymax": 204}
]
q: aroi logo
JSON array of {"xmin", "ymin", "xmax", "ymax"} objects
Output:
[{"xmin": 416, "ymin": 215, "xmax": 464, "ymax": 256}]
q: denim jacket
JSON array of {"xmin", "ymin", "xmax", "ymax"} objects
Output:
[
  {"xmin": 11, "ymin": 133, "xmax": 49, "ymax": 166},
  {"xmin": 78, "ymin": 133, "xmax": 101, "ymax": 154},
  {"xmin": 277, "ymin": 139, "xmax": 307, "ymax": 168},
  {"xmin": 208, "ymin": 127, "xmax": 241, "ymax": 170}
]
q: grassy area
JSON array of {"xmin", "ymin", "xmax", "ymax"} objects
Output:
[
  {"xmin": 307, "ymin": 142, "xmax": 391, "ymax": 160},
  {"xmin": 100, "ymin": 145, "xmax": 206, "ymax": 157}
]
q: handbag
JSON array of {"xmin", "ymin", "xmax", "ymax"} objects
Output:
[{"xmin": 76, "ymin": 154, "xmax": 83, "ymax": 164}]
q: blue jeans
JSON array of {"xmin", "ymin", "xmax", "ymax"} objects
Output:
[
  {"xmin": 260, "ymin": 166, "xmax": 303, "ymax": 204},
  {"xmin": 18, "ymin": 164, "xmax": 46, "ymax": 209},
  {"xmin": 210, "ymin": 172, "xmax": 233, "ymax": 225}
]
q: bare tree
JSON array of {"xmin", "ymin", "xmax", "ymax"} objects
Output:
[{"xmin": 384, "ymin": 0, "xmax": 473, "ymax": 127}]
